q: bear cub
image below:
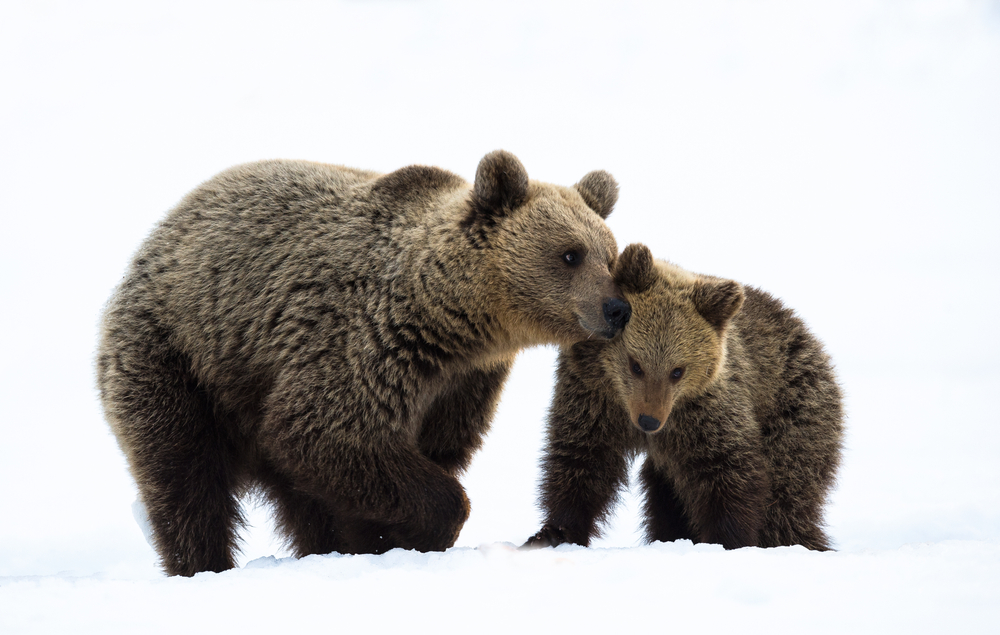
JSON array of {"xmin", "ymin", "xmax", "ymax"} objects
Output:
[
  {"xmin": 98, "ymin": 150, "xmax": 630, "ymax": 576},
  {"xmin": 524, "ymin": 243, "xmax": 843, "ymax": 551}
]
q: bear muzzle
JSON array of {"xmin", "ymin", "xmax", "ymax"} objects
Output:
[
  {"xmin": 637, "ymin": 414, "xmax": 661, "ymax": 433},
  {"xmin": 602, "ymin": 297, "xmax": 631, "ymax": 335}
]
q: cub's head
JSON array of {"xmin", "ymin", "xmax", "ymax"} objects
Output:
[
  {"xmin": 466, "ymin": 150, "xmax": 630, "ymax": 346},
  {"xmin": 605, "ymin": 243, "xmax": 744, "ymax": 434}
]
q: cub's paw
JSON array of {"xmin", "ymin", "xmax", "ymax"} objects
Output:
[{"xmin": 520, "ymin": 524, "xmax": 569, "ymax": 550}]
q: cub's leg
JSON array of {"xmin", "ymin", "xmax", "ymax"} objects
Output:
[
  {"xmin": 667, "ymin": 441, "xmax": 769, "ymax": 550},
  {"xmin": 524, "ymin": 344, "xmax": 634, "ymax": 549},
  {"xmin": 638, "ymin": 457, "xmax": 695, "ymax": 544},
  {"xmin": 758, "ymin": 338, "xmax": 842, "ymax": 550}
]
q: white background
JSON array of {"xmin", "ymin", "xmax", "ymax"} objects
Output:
[{"xmin": 1, "ymin": 1, "xmax": 998, "ymax": 632}]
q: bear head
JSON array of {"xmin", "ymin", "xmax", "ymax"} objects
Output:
[
  {"xmin": 466, "ymin": 150, "xmax": 630, "ymax": 347},
  {"xmin": 603, "ymin": 243, "xmax": 744, "ymax": 434}
]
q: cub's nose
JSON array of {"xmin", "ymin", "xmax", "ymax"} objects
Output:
[
  {"xmin": 637, "ymin": 414, "xmax": 660, "ymax": 433},
  {"xmin": 602, "ymin": 297, "xmax": 631, "ymax": 333}
]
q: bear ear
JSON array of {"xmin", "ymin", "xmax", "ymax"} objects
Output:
[
  {"xmin": 692, "ymin": 279, "xmax": 744, "ymax": 332},
  {"xmin": 614, "ymin": 243, "xmax": 657, "ymax": 294},
  {"xmin": 472, "ymin": 150, "xmax": 529, "ymax": 215},
  {"xmin": 574, "ymin": 170, "xmax": 619, "ymax": 219}
]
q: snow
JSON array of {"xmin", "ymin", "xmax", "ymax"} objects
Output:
[
  {"xmin": 3, "ymin": 542, "xmax": 999, "ymax": 633},
  {"xmin": 1, "ymin": 1, "xmax": 998, "ymax": 632}
]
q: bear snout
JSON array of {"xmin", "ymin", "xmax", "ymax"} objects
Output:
[
  {"xmin": 602, "ymin": 297, "xmax": 631, "ymax": 334},
  {"xmin": 637, "ymin": 414, "xmax": 661, "ymax": 433}
]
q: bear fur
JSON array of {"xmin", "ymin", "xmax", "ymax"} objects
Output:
[
  {"xmin": 523, "ymin": 243, "xmax": 843, "ymax": 551},
  {"xmin": 97, "ymin": 150, "xmax": 630, "ymax": 576}
]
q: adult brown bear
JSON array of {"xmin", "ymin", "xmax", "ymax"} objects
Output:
[{"xmin": 97, "ymin": 151, "xmax": 629, "ymax": 576}]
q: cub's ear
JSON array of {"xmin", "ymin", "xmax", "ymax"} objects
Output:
[
  {"xmin": 574, "ymin": 170, "xmax": 619, "ymax": 219},
  {"xmin": 472, "ymin": 150, "xmax": 529, "ymax": 215},
  {"xmin": 615, "ymin": 243, "xmax": 657, "ymax": 294},
  {"xmin": 692, "ymin": 279, "xmax": 744, "ymax": 332}
]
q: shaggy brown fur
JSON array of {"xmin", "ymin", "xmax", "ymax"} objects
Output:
[
  {"xmin": 524, "ymin": 243, "xmax": 843, "ymax": 551},
  {"xmin": 97, "ymin": 150, "xmax": 630, "ymax": 576}
]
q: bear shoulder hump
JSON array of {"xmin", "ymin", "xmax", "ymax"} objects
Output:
[{"xmin": 370, "ymin": 164, "xmax": 467, "ymax": 201}]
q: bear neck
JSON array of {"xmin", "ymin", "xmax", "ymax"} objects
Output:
[{"xmin": 387, "ymin": 207, "xmax": 519, "ymax": 370}]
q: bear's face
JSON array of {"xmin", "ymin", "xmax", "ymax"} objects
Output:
[
  {"xmin": 603, "ymin": 244, "xmax": 744, "ymax": 434},
  {"xmin": 467, "ymin": 151, "xmax": 630, "ymax": 347}
]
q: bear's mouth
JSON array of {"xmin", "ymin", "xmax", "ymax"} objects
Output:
[
  {"xmin": 577, "ymin": 296, "xmax": 630, "ymax": 339},
  {"xmin": 576, "ymin": 316, "xmax": 620, "ymax": 340}
]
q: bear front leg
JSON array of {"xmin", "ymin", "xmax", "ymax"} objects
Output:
[
  {"xmin": 259, "ymin": 468, "xmax": 354, "ymax": 558},
  {"xmin": 522, "ymin": 523, "xmax": 572, "ymax": 549},
  {"xmin": 262, "ymin": 425, "xmax": 470, "ymax": 553},
  {"xmin": 527, "ymin": 429, "xmax": 630, "ymax": 548},
  {"xmin": 260, "ymin": 362, "xmax": 473, "ymax": 554},
  {"xmin": 523, "ymin": 346, "xmax": 635, "ymax": 549},
  {"xmin": 694, "ymin": 475, "xmax": 767, "ymax": 550},
  {"xmin": 350, "ymin": 445, "xmax": 472, "ymax": 552},
  {"xmin": 417, "ymin": 360, "xmax": 513, "ymax": 476},
  {"xmin": 682, "ymin": 455, "xmax": 769, "ymax": 550},
  {"xmin": 659, "ymin": 429, "xmax": 769, "ymax": 549}
]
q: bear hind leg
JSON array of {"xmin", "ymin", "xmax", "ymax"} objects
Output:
[
  {"xmin": 136, "ymin": 396, "xmax": 244, "ymax": 576},
  {"xmin": 100, "ymin": 338, "xmax": 243, "ymax": 576},
  {"xmin": 638, "ymin": 458, "xmax": 695, "ymax": 544},
  {"xmin": 141, "ymin": 463, "xmax": 244, "ymax": 576}
]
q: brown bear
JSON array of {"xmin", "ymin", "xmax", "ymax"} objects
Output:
[
  {"xmin": 97, "ymin": 150, "xmax": 631, "ymax": 576},
  {"xmin": 523, "ymin": 243, "xmax": 843, "ymax": 552}
]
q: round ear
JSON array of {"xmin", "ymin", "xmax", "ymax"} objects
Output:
[
  {"xmin": 614, "ymin": 243, "xmax": 657, "ymax": 294},
  {"xmin": 473, "ymin": 150, "xmax": 529, "ymax": 214},
  {"xmin": 692, "ymin": 279, "xmax": 744, "ymax": 332},
  {"xmin": 574, "ymin": 170, "xmax": 619, "ymax": 219}
]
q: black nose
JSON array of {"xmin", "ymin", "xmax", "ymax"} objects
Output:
[
  {"xmin": 603, "ymin": 298, "xmax": 631, "ymax": 332},
  {"xmin": 638, "ymin": 414, "xmax": 660, "ymax": 432}
]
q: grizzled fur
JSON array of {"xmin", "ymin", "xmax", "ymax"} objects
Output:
[
  {"xmin": 97, "ymin": 150, "xmax": 628, "ymax": 576},
  {"xmin": 524, "ymin": 243, "xmax": 843, "ymax": 552}
]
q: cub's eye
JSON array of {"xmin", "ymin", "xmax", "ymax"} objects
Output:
[
  {"xmin": 670, "ymin": 367, "xmax": 685, "ymax": 381},
  {"xmin": 562, "ymin": 250, "xmax": 581, "ymax": 266},
  {"xmin": 631, "ymin": 361, "xmax": 644, "ymax": 376}
]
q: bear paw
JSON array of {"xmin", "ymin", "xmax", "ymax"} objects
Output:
[{"xmin": 520, "ymin": 523, "xmax": 569, "ymax": 550}]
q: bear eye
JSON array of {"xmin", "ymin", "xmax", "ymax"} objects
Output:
[
  {"xmin": 562, "ymin": 250, "xmax": 581, "ymax": 267},
  {"xmin": 631, "ymin": 360, "xmax": 644, "ymax": 377},
  {"xmin": 670, "ymin": 367, "xmax": 685, "ymax": 381}
]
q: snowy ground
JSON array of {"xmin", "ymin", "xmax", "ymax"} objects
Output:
[{"xmin": 1, "ymin": 1, "xmax": 998, "ymax": 632}]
